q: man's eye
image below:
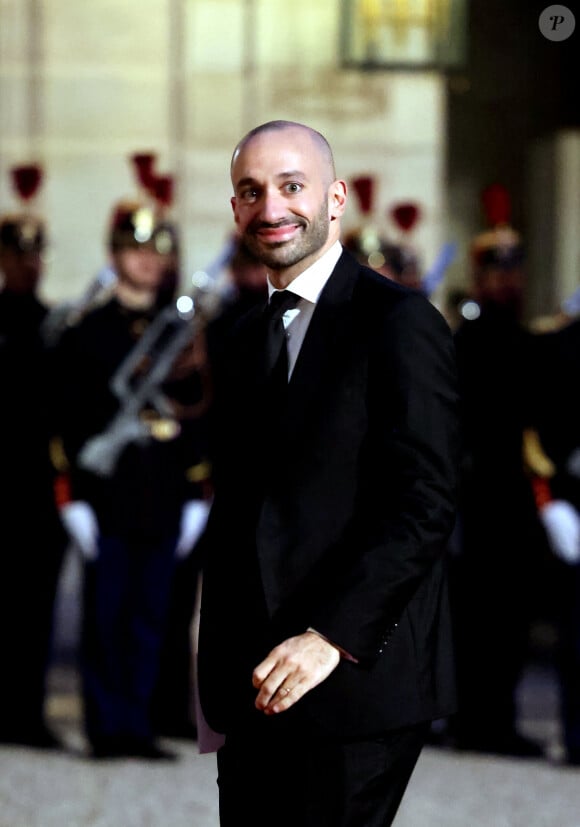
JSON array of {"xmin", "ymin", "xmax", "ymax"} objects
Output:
[
  {"xmin": 285, "ymin": 182, "xmax": 302, "ymax": 194},
  {"xmin": 240, "ymin": 189, "xmax": 258, "ymax": 201}
]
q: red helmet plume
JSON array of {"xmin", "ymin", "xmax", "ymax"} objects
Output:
[
  {"xmin": 152, "ymin": 174, "xmax": 174, "ymax": 209},
  {"xmin": 481, "ymin": 183, "xmax": 511, "ymax": 227},
  {"xmin": 130, "ymin": 152, "xmax": 157, "ymax": 194},
  {"xmin": 390, "ymin": 202, "xmax": 421, "ymax": 233},
  {"xmin": 350, "ymin": 176, "xmax": 375, "ymax": 215},
  {"xmin": 11, "ymin": 164, "xmax": 43, "ymax": 201}
]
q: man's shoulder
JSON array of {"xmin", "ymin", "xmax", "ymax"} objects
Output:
[{"xmin": 347, "ymin": 258, "xmax": 442, "ymax": 328}]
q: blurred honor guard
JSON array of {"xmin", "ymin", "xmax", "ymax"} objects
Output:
[
  {"xmin": 0, "ymin": 164, "xmax": 67, "ymax": 748},
  {"xmin": 205, "ymin": 235, "xmax": 268, "ymax": 374},
  {"xmin": 449, "ymin": 184, "xmax": 545, "ymax": 757},
  {"xmin": 524, "ymin": 313, "xmax": 580, "ymax": 766},
  {"xmin": 149, "ymin": 173, "xmax": 181, "ymax": 309},
  {"xmin": 53, "ymin": 193, "xmax": 212, "ymax": 760},
  {"xmin": 44, "ymin": 154, "xmax": 180, "ymax": 349},
  {"xmin": 343, "ymin": 175, "xmax": 424, "ymax": 291},
  {"xmin": 129, "ymin": 152, "xmax": 182, "ymax": 309}
]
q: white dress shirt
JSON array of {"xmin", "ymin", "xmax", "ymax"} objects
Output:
[
  {"xmin": 266, "ymin": 241, "xmax": 358, "ymax": 661},
  {"xmin": 267, "ymin": 241, "xmax": 343, "ymax": 379}
]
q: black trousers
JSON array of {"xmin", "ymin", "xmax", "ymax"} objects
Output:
[{"xmin": 217, "ymin": 717, "xmax": 428, "ymax": 827}]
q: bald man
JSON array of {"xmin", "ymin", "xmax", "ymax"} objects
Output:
[{"xmin": 198, "ymin": 120, "xmax": 460, "ymax": 826}]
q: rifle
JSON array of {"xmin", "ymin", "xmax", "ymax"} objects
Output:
[
  {"xmin": 77, "ymin": 238, "xmax": 236, "ymax": 478},
  {"xmin": 421, "ymin": 241, "xmax": 457, "ymax": 298}
]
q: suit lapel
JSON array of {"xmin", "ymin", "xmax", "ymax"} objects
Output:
[
  {"xmin": 231, "ymin": 251, "xmax": 361, "ymax": 432},
  {"xmin": 282, "ymin": 251, "xmax": 359, "ymax": 432}
]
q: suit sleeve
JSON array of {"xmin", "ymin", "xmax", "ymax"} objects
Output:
[{"xmin": 309, "ymin": 292, "xmax": 460, "ymax": 663}]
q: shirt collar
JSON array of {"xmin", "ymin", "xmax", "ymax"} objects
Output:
[{"xmin": 267, "ymin": 241, "xmax": 342, "ymax": 304}]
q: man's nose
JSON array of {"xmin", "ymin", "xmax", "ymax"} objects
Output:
[{"xmin": 259, "ymin": 187, "xmax": 287, "ymax": 223}]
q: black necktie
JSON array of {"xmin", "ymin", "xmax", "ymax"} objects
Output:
[{"xmin": 263, "ymin": 290, "xmax": 300, "ymax": 389}]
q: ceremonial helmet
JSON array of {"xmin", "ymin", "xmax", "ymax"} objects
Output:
[
  {"xmin": 0, "ymin": 164, "xmax": 46, "ymax": 254},
  {"xmin": 470, "ymin": 183, "xmax": 524, "ymax": 270},
  {"xmin": 108, "ymin": 199, "xmax": 177, "ymax": 255},
  {"xmin": 108, "ymin": 152, "xmax": 178, "ymax": 256},
  {"xmin": 467, "ymin": 183, "xmax": 525, "ymax": 319},
  {"xmin": 343, "ymin": 175, "xmax": 383, "ymax": 268},
  {"xmin": 343, "ymin": 175, "xmax": 421, "ymax": 288}
]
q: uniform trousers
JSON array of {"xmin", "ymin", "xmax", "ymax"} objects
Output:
[
  {"xmin": 0, "ymin": 513, "xmax": 66, "ymax": 738},
  {"xmin": 217, "ymin": 713, "xmax": 428, "ymax": 827},
  {"xmin": 554, "ymin": 560, "xmax": 580, "ymax": 763},
  {"xmin": 81, "ymin": 532, "xmax": 177, "ymax": 747}
]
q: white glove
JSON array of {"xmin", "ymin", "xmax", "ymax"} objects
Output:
[
  {"xmin": 60, "ymin": 501, "xmax": 100, "ymax": 561},
  {"xmin": 175, "ymin": 499, "xmax": 211, "ymax": 560},
  {"xmin": 540, "ymin": 500, "xmax": 580, "ymax": 564}
]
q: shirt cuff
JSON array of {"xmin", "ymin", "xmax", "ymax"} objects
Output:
[{"xmin": 306, "ymin": 627, "xmax": 359, "ymax": 663}]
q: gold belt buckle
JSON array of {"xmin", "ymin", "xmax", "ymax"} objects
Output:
[{"xmin": 140, "ymin": 411, "xmax": 181, "ymax": 441}]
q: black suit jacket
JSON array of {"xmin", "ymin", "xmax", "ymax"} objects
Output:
[{"xmin": 199, "ymin": 249, "xmax": 460, "ymax": 737}]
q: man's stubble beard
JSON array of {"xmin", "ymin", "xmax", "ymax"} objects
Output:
[{"xmin": 242, "ymin": 200, "xmax": 330, "ymax": 271}]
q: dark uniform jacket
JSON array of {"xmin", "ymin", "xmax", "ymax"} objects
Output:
[
  {"xmin": 0, "ymin": 290, "xmax": 61, "ymax": 511},
  {"xmin": 0, "ymin": 288, "xmax": 67, "ymax": 729},
  {"xmin": 532, "ymin": 317, "xmax": 580, "ymax": 508},
  {"xmin": 54, "ymin": 297, "xmax": 207, "ymax": 540}
]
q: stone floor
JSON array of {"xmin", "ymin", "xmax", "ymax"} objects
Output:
[
  {"xmin": 2, "ymin": 553, "xmax": 579, "ymax": 826},
  {"xmin": 1, "ymin": 659, "xmax": 579, "ymax": 827}
]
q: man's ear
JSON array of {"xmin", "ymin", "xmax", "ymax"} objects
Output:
[
  {"xmin": 329, "ymin": 180, "xmax": 347, "ymax": 220},
  {"xmin": 230, "ymin": 196, "xmax": 237, "ymax": 216}
]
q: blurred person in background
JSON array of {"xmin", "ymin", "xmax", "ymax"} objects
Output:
[
  {"xmin": 524, "ymin": 301, "xmax": 580, "ymax": 766},
  {"xmin": 150, "ymin": 205, "xmax": 214, "ymax": 742},
  {"xmin": 0, "ymin": 164, "xmax": 68, "ymax": 749},
  {"xmin": 205, "ymin": 234, "xmax": 268, "ymax": 372},
  {"xmin": 343, "ymin": 229, "xmax": 423, "ymax": 291},
  {"xmin": 447, "ymin": 184, "xmax": 545, "ymax": 757},
  {"xmin": 343, "ymin": 175, "xmax": 425, "ymax": 293},
  {"xmin": 53, "ymin": 198, "xmax": 211, "ymax": 760}
]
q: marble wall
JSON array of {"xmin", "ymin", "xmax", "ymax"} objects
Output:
[{"xmin": 0, "ymin": 0, "xmax": 447, "ymax": 305}]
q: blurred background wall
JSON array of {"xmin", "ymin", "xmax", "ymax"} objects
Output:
[{"xmin": 0, "ymin": 0, "xmax": 578, "ymax": 316}]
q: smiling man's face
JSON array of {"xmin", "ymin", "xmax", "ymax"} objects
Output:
[{"xmin": 230, "ymin": 125, "xmax": 346, "ymax": 285}]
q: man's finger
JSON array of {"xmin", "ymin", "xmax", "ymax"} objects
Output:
[{"xmin": 254, "ymin": 668, "xmax": 292, "ymax": 710}]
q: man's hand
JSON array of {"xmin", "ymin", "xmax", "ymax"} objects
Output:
[{"xmin": 252, "ymin": 630, "xmax": 341, "ymax": 715}]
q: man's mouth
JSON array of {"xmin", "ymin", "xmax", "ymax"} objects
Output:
[{"xmin": 255, "ymin": 222, "xmax": 302, "ymax": 244}]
